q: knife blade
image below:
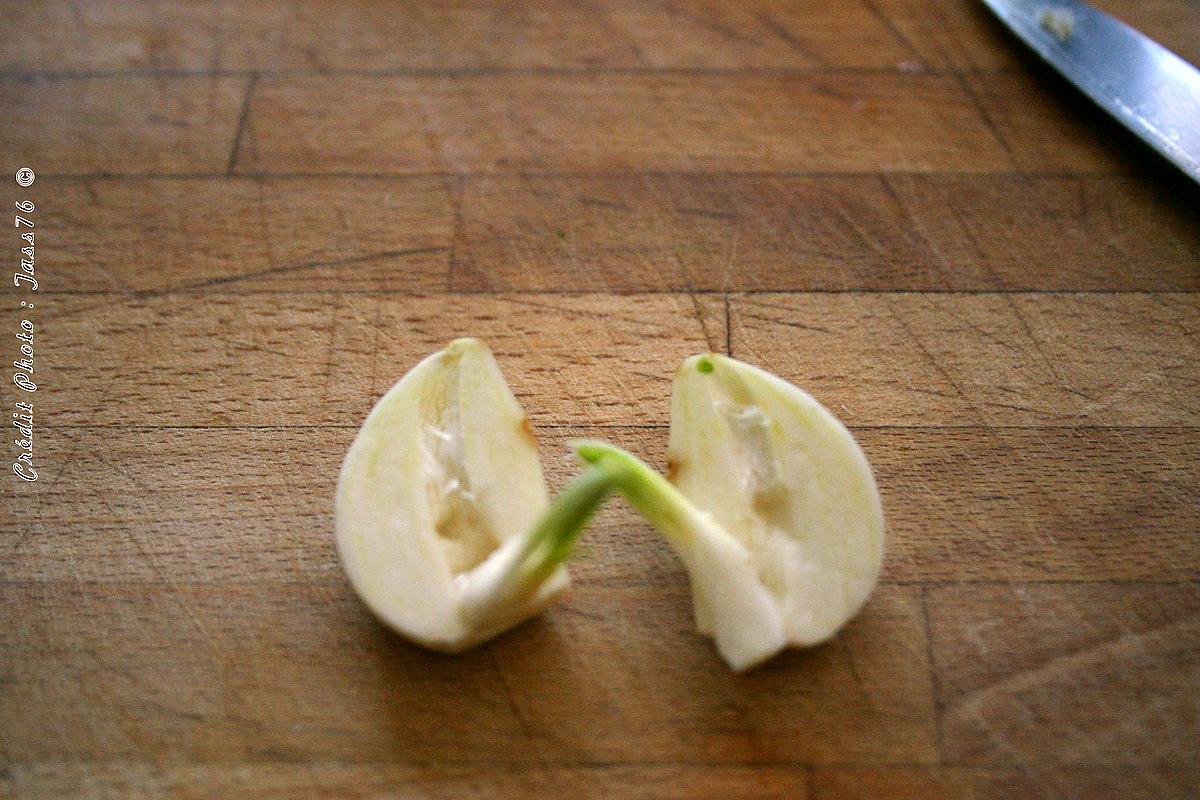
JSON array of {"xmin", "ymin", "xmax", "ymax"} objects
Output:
[{"xmin": 980, "ymin": 0, "xmax": 1200, "ymax": 182}]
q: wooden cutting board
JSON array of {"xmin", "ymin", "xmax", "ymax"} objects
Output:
[{"xmin": 3, "ymin": 1, "xmax": 1198, "ymax": 797}]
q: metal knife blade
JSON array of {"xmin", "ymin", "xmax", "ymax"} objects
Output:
[{"xmin": 981, "ymin": 0, "xmax": 1200, "ymax": 182}]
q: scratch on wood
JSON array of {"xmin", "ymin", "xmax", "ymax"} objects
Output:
[
  {"xmin": 754, "ymin": 12, "xmax": 828, "ymax": 66},
  {"xmin": 724, "ymin": 293, "xmax": 732, "ymax": 356},
  {"xmin": 884, "ymin": 296, "xmax": 980, "ymax": 420},
  {"xmin": 858, "ymin": 0, "xmax": 929, "ymax": 67},
  {"xmin": 153, "ymin": 247, "xmax": 449, "ymax": 295},
  {"xmin": 688, "ymin": 291, "xmax": 717, "ymax": 353},
  {"xmin": 739, "ymin": 311, "xmax": 834, "ymax": 335},
  {"xmin": 227, "ymin": 72, "xmax": 258, "ymax": 175}
]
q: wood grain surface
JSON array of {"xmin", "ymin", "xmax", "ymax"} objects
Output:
[{"xmin": 2, "ymin": 1, "xmax": 1198, "ymax": 798}]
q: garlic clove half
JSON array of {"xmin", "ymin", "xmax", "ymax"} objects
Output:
[
  {"xmin": 671, "ymin": 353, "xmax": 886, "ymax": 651},
  {"xmin": 576, "ymin": 353, "xmax": 884, "ymax": 671},
  {"xmin": 336, "ymin": 338, "xmax": 614, "ymax": 652}
]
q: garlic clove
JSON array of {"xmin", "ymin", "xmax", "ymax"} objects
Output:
[
  {"xmin": 336, "ymin": 338, "xmax": 612, "ymax": 652},
  {"xmin": 576, "ymin": 353, "xmax": 885, "ymax": 671},
  {"xmin": 671, "ymin": 353, "xmax": 885, "ymax": 656}
]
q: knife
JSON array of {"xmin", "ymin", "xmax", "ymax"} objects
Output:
[{"xmin": 980, "ymin": 0, "xmax": 1200, "ymax": 182}]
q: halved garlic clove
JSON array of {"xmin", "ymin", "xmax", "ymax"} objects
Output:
[
  {"xmin": 336, "ymin": 338, "xmax": 615, "ymax": 652},
  {"xmin": 576, "ymin": 353, "xmax": 884, "ymax": 671}
]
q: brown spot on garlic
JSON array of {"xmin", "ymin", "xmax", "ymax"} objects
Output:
[
  {"xmin": 666, "ymin": 456, "xmax": 681, "ymax": 482},
  {"xmin": 519, "ymin": 415, "xmax": 537, "ymax": 445}
]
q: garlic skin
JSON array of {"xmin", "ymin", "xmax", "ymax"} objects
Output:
[
  {"xmin": 335, "ymin": 338, "xmax": 566, "ymax": 652},
  {"xmin": 669, "ymin": 354, "xmax": 885, "ymax": 668}
]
